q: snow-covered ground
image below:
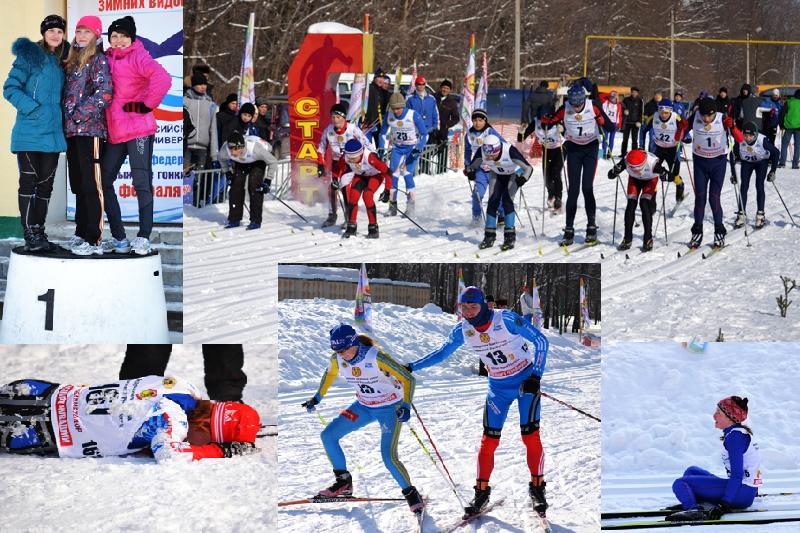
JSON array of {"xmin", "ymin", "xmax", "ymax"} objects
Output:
[
  {"xmin": 0, "ymin": 344, "xmax": 276, "ymax": 532},
  {"xmin": 602, "ymin": 341, "xmax": 800, "ymax": 531},
  {"xmin": 278, "ymin": 297, "xmax": 600, "ymax": 532},
  {"xmin": 183, "ymin": 140, "xmax": 800, "ymax": 342}
]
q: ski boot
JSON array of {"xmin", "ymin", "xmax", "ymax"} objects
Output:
[
  {"xmin": 343, "ymin": 223, "xmax": 357, "ymax": 239},
  {"xmin": 528, "ymin": 481, "xmax": 549, "ymax": 515},
  {"xmin": 733, "ymin": 210, "xmax": 745, "ymax": 229},
  {"xmin": 755, "ymin": 210, "xmax": 765, "ymax": 229},
  {"xmin": 559, "ymin": 226, "xmax": 575, "ymax": 247},
  {"xmin": 224, "ymin": 220, "xmax": 240, "ymax": 229},
  {"xmin": 617, "ymin": 239, "xmax": 632, "ymax": 251},
  {"xmin": 674, "ymin": 176, "xmax": 685, "ymax": 203},
  {"xmin": 585, "ymin": 225, "xmax": 598, "ymax": 245},
  {"xmin": 500, "ymin": 228, "xmax": 516, "ymax": 251},
  {"xmin": 642, "ymin": 238, "xmax": 654, "ymax": 252},
  {"xmin": 478, "ymin": 228, "xmax": 496, "ymax": 249},
  {"xmin": 713, "ymin": 224, "xmax": 726, "ymax": 249},
  {"xmin": 246, "ymin": 222, "xmax": 261, "ymax": 230},
  {"xmin": 402, "ymin": 485, "xmax": 425, "ymax": 514},
  {"xmin": 463, "ymin": 484, "xmax": 491, "ymax": 518},
  {"xmin": 387, "ymin": 201, "xmax": 398, "ymax": 216},
  {"xmin": 666, "ymin": 506, "xmax": 707, "ymax": 522},
  {"xmin": 317, "ymin": 470, "xmax": 353, "ymax": 498},
  {"xmin": 321, "ymin": 212, "xmax": 337, "ymax": 228},
  {"xmin": 689, "ymin": 224, "xmax": 703, "ymax": 249},
  {"xmin": 366, "ymin": 224, "xmax": 379, "ymax": 239}
]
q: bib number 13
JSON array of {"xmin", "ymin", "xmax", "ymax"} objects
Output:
[{"xmin": 485, "ymin": 350, "xmax": 507, "ymax": 365}]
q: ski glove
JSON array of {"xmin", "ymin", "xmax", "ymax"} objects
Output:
[
  {"xmin": 723, "ymin": 116, "xmax": 735, "ymax": 130},
  {"xmin": 730, "ymin": 173, "xmax": 738, "ymax": 185},
  {"xmin": 707, "ymin": 502, "xmax": 732, "ymax": 521},
  {"xmin": 396, "ymin": 402, "xmax": 411, "ymax": 423},
  {"xmin": 301, "ymin": 397, "xmax": 319, "ymax": 413},
  {"xmin": 659, "ymin": 169, "xmax": 669, "ymax": 181},
  {"xmin": 515, "ymin": 174, "xmax": 528, "ymax": 188},
  {"xmin": 218, "ymin": 441, "xmax": 258, "ymax": 458},
  {"xmin": 123, "ymin": 102, "xmax": 152, "ymax": 114},
  {"xmin": 317, "ymin": 164, "xmax": 326, "ymax": 177},
  {"xmin": 519, "ymin": 375, "xmax": 541, "ymax": 396},
  {"xmin": 379, "ymin": 189, "xmax": 391, "ymax": 203},
  {"xmin": 255, "ymin": 180, "xmax": 271, "ymax": 194},
  {"xmin": 767, "ymin": 170, "xmax": 776, "ymax": 182},
  {"xmin": 465, "ymin": 169, "xmax": 477, "ymax": 181},
  {"xmin": 607, "ymin": 162, "xmax": 625, "ymax": 180}
]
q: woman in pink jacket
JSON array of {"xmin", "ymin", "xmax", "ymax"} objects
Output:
[{"xmin": 100, "ymin": 16, "xmax": 170, "ymax": 255}]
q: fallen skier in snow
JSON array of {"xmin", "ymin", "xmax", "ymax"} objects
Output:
[
  {"xmin": 666, "ymin": 396, "xmax": 761, "ymax": 522},
  {"xmin": 0, "ymin": 376, "xmax": 261, "ymax": 461}
]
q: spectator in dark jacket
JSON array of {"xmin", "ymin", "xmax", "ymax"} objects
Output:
[
  {"xmin": 730, "ymin": 83, "xmax": 769, "ymax": 131},
  {"xmin": 219, "ymin": 102, "xmax": 260, "ymax": 147},
  {"xmin": 434, "ymin": 79, "xmax": 460, "ymax": 173},
  {"xmin": 364, "ymin": 69, "xmax": 389, "ymax": 145},
  {"xmin": 255, "ymin": 96, "xmax": 272, "ymax": 142},
  {"xmin": 216, "ymin": 93, "xmax": 239, "ymax": 149},
  {"xmin": 621, "ymin": 86, "xmax": 643, "ymax": 156},
  {"xmin": 716, "ymin": 86, "xmax": 731, "ymax": 114},
  {"xmin": 521, "ymin": 80, "xmax": 555, "ymax": 125}
]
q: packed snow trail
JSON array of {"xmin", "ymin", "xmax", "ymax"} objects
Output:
[
  {"xmin": 0, "ymin": 344, "xmax": 276, "ymax": 532},
  {"xmin": 601, "ymin": 342, "xmax": 800, "ymax": 532},
  {"xmin": 184, "ymin": 146, "xmax": 800, "ymax": 342},
  {"xmin": 278, "ymin": 298, "xmax": 600, "ymax": 532}
]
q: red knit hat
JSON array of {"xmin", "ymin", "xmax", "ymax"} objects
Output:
[
  {"xmin": 718, "ymin": 396, "xmax": 748, "ymax": 424},
  {"xmin": 76, "ymin": 16, "xmax": 102, "ymax": 39},
  {"xmin": 210, "ymin": 401, "xmax": 261, "ymax": 443}
]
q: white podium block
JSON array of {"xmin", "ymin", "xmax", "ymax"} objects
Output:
[{"xmin": 0, "ymin": 247, "xmax": 170, "ymax": 343}]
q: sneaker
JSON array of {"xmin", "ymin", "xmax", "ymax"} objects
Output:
[
  {"xmin": 317, "ymin": 470, "xmax": 353, "ymax": 498},
  {"xmin": 66, "ymin": 235, "xmax": 85, "ymax": 249},
  {"xmin": 246, "ymin": 222, "xmax": 261, "ymax": 230},
  {"xmin": 131, "ymin": 237, "xmax": 151, "ymax": 256},
  {"xmin": 464, "ymin": 485, "xmax": 491, "ymax": 517},
  {"xmin": 102, "ymin": 237, "xmax": 131, "ymax": 254},
  {"xmin": 70, "ymin": 241, "xmax": 104, "ymax": 256}
]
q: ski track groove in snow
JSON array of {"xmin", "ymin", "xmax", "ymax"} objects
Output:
[
  {"xmin": 278, "ymin": 298, "xmax": 600, "ymax": 532},
  {"xmin": 0, "ymin": 344, "xmax": 277, "ymax": 532}
]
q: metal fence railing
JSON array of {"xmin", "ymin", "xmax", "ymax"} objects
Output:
[{"xmin": 187, "ymin": 158, "xmax": 292, "ymax": 208}]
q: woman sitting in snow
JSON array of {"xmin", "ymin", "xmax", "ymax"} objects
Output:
[
  {"xmin": 0, "ymin": 376, "xmax": 260, "ymax": 461},
  {"xmin": 666, "ymin": 396, "xmax": 761, "ymax": 522}
]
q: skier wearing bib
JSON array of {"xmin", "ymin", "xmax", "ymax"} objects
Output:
[
  {"xmin": 218, "ymin": 131, "xmax": 278, "ymax": 230},
  {"xmin": 300, "ymin": 324, "xmax": 424, "ymax": 515},
  {"xmin": 378, "ymin": 92, "xmax": 428, "ymax": 216},
  {"xmin": 667, "ymin": 396, "xmax": 761, "ymax": 522},
  {"xmin": 681, "ymin": 97, "xmax": 742, "ymax": 249},
  {"xmin": 340, "ymin": 139, "xmax": 392, "ymax": 238},
  {"xmin": 520, "ymin": 104, "xmax": 564, "ymax": 213},
  {"xmin": 406, "ymin": 287, "xmax": 550, "ymax": 518},
  {"xmin": 541, "ymin": 83, "xmax": 610, "ymax": 246},
  {"xmin": 0, "ymin": 376, "xmax": 261, "ymax": 461},
  {"xmin": 650, "ymin": 99, "xmax": 688, "ymax": 204},
  {"xmin": 466, "ymin": 108, "xmax": 505, "ymax": 225},
  {"xmin": 731, "ymin": 122, "xmax": 779, "ymax": 230},
  {"xmin": 464, "ymin": 133, "xmax": 533, "ymax": 250},
  {"xmin": 316, "ymin": 103, "xmax": 371, "ymax": 228},
  {"xmin": 607, "ymin": 149, "xmax": 669, "ymax": 252}
]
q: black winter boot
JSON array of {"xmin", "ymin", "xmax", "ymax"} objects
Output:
[
  {"xmin": 479, "ymin": 228, "xmax": 496, "ymax": 249},
  {"xmin": 366, "ymin": 224, "xmax": 379, "ymax": 239},
  {"xmin": 501, "ymin": 228, "xmax": 516, "ymax": 250},
  {"xmin": 402, "ymin": 485, "xmax": 424, "ymax": 514},
  {"xmin": 464, "ymin": 484, "xmax": 491, "ymax": 517},
  {"xmin": 528, "ymin": 481, "xmax": 549, "ymax": 515},
  {"xmin": 343, "ymin": 223, "xmax": 357, "ymax": 238}
]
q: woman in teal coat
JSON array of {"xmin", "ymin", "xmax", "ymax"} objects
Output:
[{"xmin": 3, "ymin": 15, "xmax": 69, "ymax": 252}]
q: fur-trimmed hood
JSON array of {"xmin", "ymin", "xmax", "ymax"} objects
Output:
[{"xmin": 11, "ymin": 38, "xmax": 47, "ymax": 68}]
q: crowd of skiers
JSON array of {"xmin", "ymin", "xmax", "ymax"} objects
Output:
[{"xmin": 4, "ymin": 14, "xmax": 170, "ymax": 256}]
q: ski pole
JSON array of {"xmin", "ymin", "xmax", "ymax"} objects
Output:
[
  {"xmin": 653, "ymin": 179, "xmax": 669, "ymax": 244},
  {"xmin": 394, "ymin": 204, "xmax": 432, "ymax": 235},
  {"xmin": 542, "ymin": 143, "xmax": 547, "ymax": 236},
  {"xmin": 540, "ymin": 391, "xmax": 601, "ymax": 422},
  {"xmin": 268, "ymin": 192, "xmax": 309, "ymax": 224},
  {"xmin": 611, "ymin": 173, "xmax": 620, "ymax": 246},
  {"xmin": 519, "ymin": 189, "xmax": 543, "ymax": 255},
  {"xmin": 410, "ymin": 402, "xmax": 466, "ymax": 507},
  {"xmin": 407, "ymin": 423, "xmax": 466, "ymax": 508},
  {"xmin": 771, "ymin": 179, "xmax": 797, "ymax": 226}
]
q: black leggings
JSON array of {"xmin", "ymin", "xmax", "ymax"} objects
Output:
[
  {"xmin": 228, "ymin": 161, "xmax": 266, "ymax": 224},
  {"xmin": 564, "ymin": 140, "xmax": 599, "ymax": 228},
  {"xmin": 17, "ymin": 151, "xmax": 59, "ymax": 230},
  {"xmin": 542, "ymin": 146, "xmax": 564, "ymax": 200}
]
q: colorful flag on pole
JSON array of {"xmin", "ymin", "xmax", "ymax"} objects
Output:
[
  {"xmin": 460, "ymin": 34, "xmax": 476, "ymax": 132},
  {"xmin": 407, "ymin": 60, "xmax": 418, "ymax": 101},
  {"xmin": 476, "ymin": 53, "xmax": 488, "ymax": 110},
  {"xmin": 579, "ymin": 277, "xmax": 591, "ymax": 332},
  {"xmin": 456, "ymin": 268, "xmax": 466, "ymax": 319},
  {"xmin": 348, "ymin": 73, "xmax": 366, "ymax": 123},
  {"xmin": 355, "ymin": 263, "xmax": 373, "ymax": 331},
  {"xmin": 238, "ymin": 12, "xmax": 256, "ymax": 105},
  {"xmin": 394, "ymin": 65, "xmax": 402, "ymax": 93}
]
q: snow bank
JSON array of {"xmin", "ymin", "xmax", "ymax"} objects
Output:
[
  {"xmin": 308, "ymin": 22, "xmax": 361, "ymax": 34},
  {"xmin": 278, "ymin": 264, "xmax": 430, "ymax": 288}
]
